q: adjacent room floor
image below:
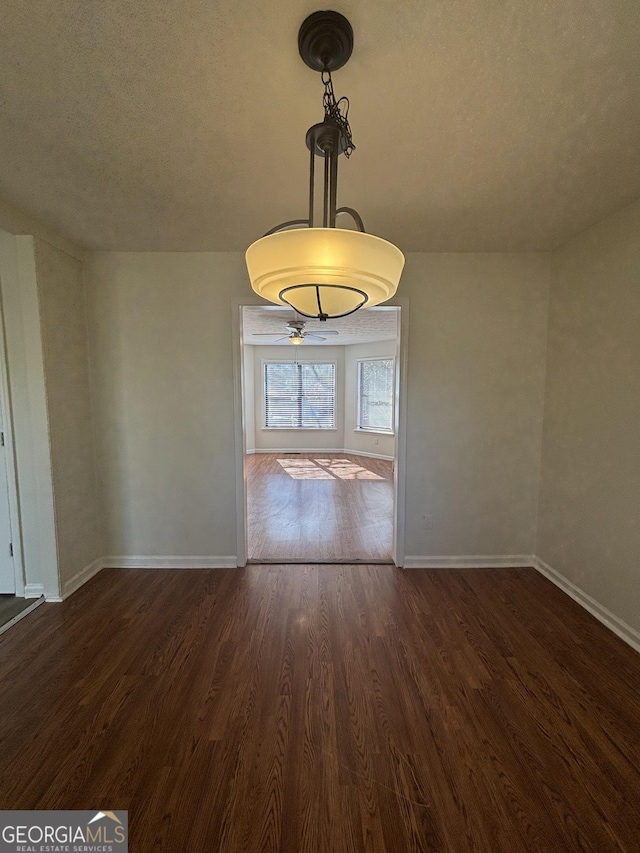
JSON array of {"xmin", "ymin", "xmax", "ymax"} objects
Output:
[
  {"xmin": 0, "ymin": 594, "xmax": 43, "ymax": 636},
  {"xmin": 246, "ymin": 452, "xmax": 394, "ymax": 562},
  {"xmin": 1, "ymin": 565, "xmax": 639, "ymax": 851}
]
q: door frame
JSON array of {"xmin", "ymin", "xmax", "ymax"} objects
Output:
[
  {"xmin": 0, "ymin": 287, "xmax": 23, "ymax": 596},
  {"xmin": 231, "ymin": 297, "xmax": 409, "ymax": 567}
]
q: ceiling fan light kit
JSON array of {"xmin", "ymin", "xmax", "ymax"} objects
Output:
[
  {"xmin": 252, "ymin": 318, "xmax": 340, "ymax": 345},
  {"xmin": 245, "ymin": 10, "xmax": 405, "ymax": 322}
]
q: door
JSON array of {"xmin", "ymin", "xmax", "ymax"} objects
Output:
[{"xmin": 0, "ymin": 397, "xmax": 15, "ymax": 592}]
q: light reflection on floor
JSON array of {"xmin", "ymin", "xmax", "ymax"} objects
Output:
[
  {"xmin": 248, "ymin": 452, "xmax": 393, "ymax": 560},
  {"xmin": 277, "ymin": 458, "xmax": 384, "ymax": 481}
]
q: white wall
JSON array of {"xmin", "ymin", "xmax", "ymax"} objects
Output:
[
  {"xmin": 250, "ymin": 344, "xmax": 344, "ymax": 451},
  {"xmin": 86, "ymin": 250, "xmax": 550, "ymax": 565},
  {"xmin": 344, "ymin": 339, "xmax": 396, "ymax": 459},
  {"xmin": 242, "ymin": 342, "xmax": 255, "ymax": 453},
  {"xmin": 537, "ymin": 199, "xmax": 640, "ymax": 640},
  {"xmin": 245, "ymin": 339, "xmax": 397, "ymax": 458}
]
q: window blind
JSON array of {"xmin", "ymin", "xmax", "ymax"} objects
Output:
[
  {"xmin": 358, "ymin": 358, "xmax": 394, "ymax": 433},
  {"xmin": 264, "ymin": 362, "xmax": 336, "ymax": 429}
]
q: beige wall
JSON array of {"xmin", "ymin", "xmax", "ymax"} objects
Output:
[
  {"xmin": 86, "ymin": 251, "xmax": 550, "ymax": 563},
  {"xmin": 34, "ymin": 239, "xmax": 104, "ymax": 591},
  {"xmin": 4, "ymin": 195, "xmax": 638, "ymax": 650},
  {"xmin": 537, "ymin": 199, "xmax": 640, "ymax": 636},
  {"xmin": 86, "ymin": 252, "xmax": 241, "ymax": 560},
  {"xmin": 402, "ymin": 254, "xmax": 550, "ymax": 559}
]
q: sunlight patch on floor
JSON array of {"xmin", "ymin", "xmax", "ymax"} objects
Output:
[
  {"xmin": 316, "ymin": 459, "xmax": 384, "ymax": 480},
  {"xmin": 276, "ymin": 459, "xmax": 334, "ymax": 479},
  {"xmin": 276, "ymin": 458, "xmax": 384, "ymax": 481}
]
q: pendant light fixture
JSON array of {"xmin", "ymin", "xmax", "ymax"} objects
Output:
[{"xmin": 246, "ymin": 11, "xmax": 405, "ymax": 321}]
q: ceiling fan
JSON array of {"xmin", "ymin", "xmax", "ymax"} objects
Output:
[{"xmin": 252, "ymin": 319, "xmax": 340, "ymax": 345}]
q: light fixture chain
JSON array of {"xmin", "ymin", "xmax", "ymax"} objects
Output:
[{"xmin": 321, "ymin": 68, "xmax": 355, "ymax": 157}]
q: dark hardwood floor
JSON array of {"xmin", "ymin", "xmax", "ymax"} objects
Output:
[
  {"xmin": 246, "ymin": 452, "xmax": 394, "ymax": 562},
  {"xmin": 1, "ymin": 566, "xmax": 639, "ymax": 851}
]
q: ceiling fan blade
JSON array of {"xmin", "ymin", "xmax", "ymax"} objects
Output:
[
  {"xmin": 251, "ymin": 332, "xmax": 288, "ymax": 336},
  {"xmin": 305, "ymin": 334, "xmax": 327, "ymax": 341},
  {"xmin": 308, "ymin": 329, "xmax": 339, "ymax": 335}
]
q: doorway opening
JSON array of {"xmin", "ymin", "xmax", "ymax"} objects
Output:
[{"xmin": 235, "ymin": 304, "xmax": 406, "ymax": 565}]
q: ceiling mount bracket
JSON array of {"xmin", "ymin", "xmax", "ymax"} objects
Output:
[
  {"xmin": 298, "ymin": 11, "xmax": 354, "ymax": 72},
  {"xmin": 305, "ymin": 120, "xmax": 348, "ymax": 157}
]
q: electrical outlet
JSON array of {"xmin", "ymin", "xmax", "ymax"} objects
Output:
[{"xmin": 423, "ymin": 514, "xmax": 433, "ymax": 530}]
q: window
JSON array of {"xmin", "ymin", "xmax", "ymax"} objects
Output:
[
  {"xmin": 357, "ymin": 358, "xmax": 394, "ymax": 433},
  {"xmin": 264, "ymin": 362, "xmax": 336, "ymax": 429}
]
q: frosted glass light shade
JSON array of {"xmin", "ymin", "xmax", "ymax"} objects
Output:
[{"xmin": 246, "ymin": 228, "xmax": 405, "ymax": 319}]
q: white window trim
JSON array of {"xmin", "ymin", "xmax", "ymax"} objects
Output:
[
  {"xmin": 356, "ymin": 356, "xmax": 396, "ymax": 436},
  {"xmin": 262, "ymin": 358, "xmax": 338, "ymax": 431}
]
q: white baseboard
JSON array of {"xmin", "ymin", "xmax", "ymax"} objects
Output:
[
  {"xmin": 103, "ymin": 556, "xmax": 238, "ymax": 569},
  {"xmin": 25, "ymin": 583, "xmax": 62, "ymax": 602},
  {"xmin": 343, "ymin": 448, "xmax": 395, "ymax": 462},
  {"xmin": 403, "ymin": 554, "xmax": 534, "ymax": 569},
  {"xmin": 249, "ymin": 448, "xmax": 395, "ymax": 461},
  {"xmin": 251, "ymin": 447, "xmax": 345, "ymax": 455},
  {"xmin": 17, "ymin": 551, "xmax": 640, "ymax": 656},
  {"xmin": 532, "ymin": 556, "xmax": 640, "ymax": 655},
  {"xmin": 62, "ymin": 557, "xmax": 103, "ymax": 599}
]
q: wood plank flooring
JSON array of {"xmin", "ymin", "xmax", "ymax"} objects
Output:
[
  {"xmin": 246, "ymin": 452, "xmax": 394, "ymax": 562},
  {"xmin": 1, "ymin": 565, "xmax": 639, "ymax": 851}
]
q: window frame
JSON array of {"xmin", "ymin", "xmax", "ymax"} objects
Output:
[
  {"xmin": 356, "ymin": 356, "xmax": 396, "ymax": 436},
  {"xmin": 262, "ymin": 359, "xmax": 338, "ymax": 431}
]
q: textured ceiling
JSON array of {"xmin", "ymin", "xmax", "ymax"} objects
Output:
[
  {"xmin": 243, "ymin": 306, "xmax": 398, "ymax": 346},
  {"xmin": 1, "ymin": 1, "xmax": 640, "ymax": 252}
]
